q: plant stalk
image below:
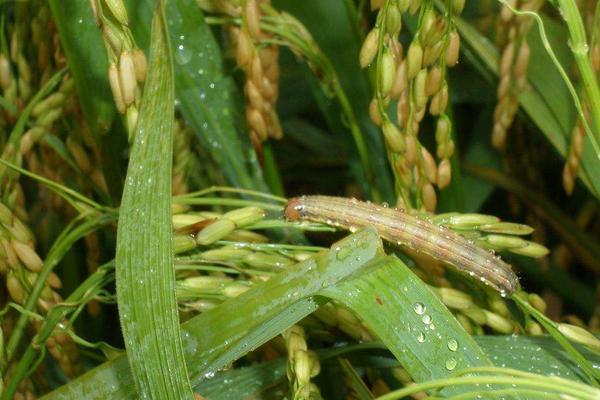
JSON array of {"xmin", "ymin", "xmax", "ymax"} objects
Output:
[{"xmin": 555, "ymin": 0, "xmax": 600, "ymax": 157}]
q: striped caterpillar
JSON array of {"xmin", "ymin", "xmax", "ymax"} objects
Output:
[{"xmin": 284, "ymin": 196, "xmax": 519, "ymax": 296}]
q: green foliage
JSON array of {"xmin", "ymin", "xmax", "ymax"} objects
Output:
[
  {"xmin": 114, "ymin": 4, "xmax": 194, "ymax": 398},
  {"xmin": 2, "ymin": 1, "xmax": 600, "ymax": 399}
]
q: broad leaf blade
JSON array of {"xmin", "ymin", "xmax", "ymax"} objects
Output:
[
  {"xmin": 322, "ymin": 256, "xmax": 491, "ymax": 384},
  {"xmin": 131, "ymin": 0, "xmax": 268, "ymax": 191},
  {"xmin": 197, "ymin": 334, "xmax": 600, "ymax": 398},
  {"xmin": 479, "ymin": 335, "xmax": 600, "ymax": 382},
  {"xmin": 333, "ymin": 335, "xmax": 600, "ymax": 382},
  {"xmin": 43, "ymin": 229, "xmax": 383, "ymax": 399},
  {"xmin": 114, "ymin": 5, "xmax": 193, "ymax": 399},
  {"xmin": 168, "ymin": 0, "xmax": 267, "ymax": 191},
  {"xmin": 196, "ymin": 359, "xmax": 287, "ymax": 399}
]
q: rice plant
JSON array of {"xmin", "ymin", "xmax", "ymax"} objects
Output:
[{"xmin": 1, "ymin": 0, "xmax": 600, "ymax": 399}]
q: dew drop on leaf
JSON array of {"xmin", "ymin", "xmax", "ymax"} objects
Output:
[
  {"xmin": 447, "ymin": 338, "xmax": 458, "ymax": 352},
  {"xmin": 413, "ymin": 302, "xmax": 426, "ymax": 315},
  {"xmin": 336, "ymin": 246, "xmax": 352, "ymax": 260},
  {"xmin": 175, "ymin": 44, "xmax": 192, "ymax": 65},
  {"xmin": 445, "ymin": 357, "xmax": 457, "ymax": 370}
]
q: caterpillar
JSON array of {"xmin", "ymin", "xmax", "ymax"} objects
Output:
[{"xmin": 284, "ymin": 195, "xmax": 519, "ymax": 296}]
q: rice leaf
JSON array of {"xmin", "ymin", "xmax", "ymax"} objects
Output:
[
  {"xmin": 2, "ymin": 213, "xmax": 117, "ymax": 399},
  {"xmin": 275, "ymin": 0, "xmax": 395, "ymax": 202},
  {"xmin": 195, "ymin": 359, "xmax": 287, "ymax": 399},
  {"xmin": 193, "ymin": 334, "xmax": 600, "ymax": 397},
  {"xmin": 130, "ymin": 0, "xmax": 268, "ymax": 191},
  {"xmin": 49, "ymin": 0, "xmax": 114, "ymax": 134},
  {"xmin": 321, "ymin": 255, "xmax": 491, "ymax": 383},
  {"xmin": 168, "ymin": 0, "xmax": 268, "ymax": 191},
  {"xmin": 457, "ymin": 107, "xmax": 501, "ymax": 213},
  {"xmin": 329, "ymin": 335, "xmax": 600, "ymax": 383},
  {"xmin": 454, "ymin": 13, "xmax": 600, "ymax": 198},
  {"xmin": 478, "ymin": 335, "xmax": 600, "ymax": 382},
  {"xmin": 49, "ymin": 0, "xmax": 125, "ymax": 202},
  {"xmin": 43, "ymin": 227, "xmax": 599, "ymax": 398},
  {"xmin": 194, "ymin": 331, "xmax": 600, "ymax": 397},
  {"xmin": 114, "ymin": 4, "xmax": 194, "ymax": 399},
  {"xmin": 338, "ymin": 358, "xmax": 376, "ymax": 399},
  {"xmin": 42, "ymin": 228, "xmax": 383, "ymax": 399},
  {"xmin": 466, "ymin": 165, "xmax": 600, "ymax": 275}
]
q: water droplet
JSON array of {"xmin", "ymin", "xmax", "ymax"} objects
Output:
[
  {"xmin": 175, "ymin": 44, "xmax": 193, "ymax": 65},
  {"xmin": 445, "ymin": 357, "xmax": 457, "ymax": 370},
  {"xmin": 583, "ymin": 43, "xmax": 590, "ymax": 52},
  {"xmin": 422, "ymin": 314, "xmax": 432, "ymax": 324},
  {"xmin": 204, "ymin": 371, "xmax": 215, "ymax": 379},
  {"xmin": 417, "ymin": 332, "xmax": 425, "ymax": 343},
  {"xmin": 358, "ymin": 238, "xmax": 370, "ymax": 249},
  {"xmin": 413, "ymin": 302, "xmax": 426, "ymax": 315},
  {"xmin": 336, "ymin": 246, "xmax": 351, "ymax": 260},
  {"xmin": 448, "ymin": 338, "xmax": 458, "ymax": 352}
]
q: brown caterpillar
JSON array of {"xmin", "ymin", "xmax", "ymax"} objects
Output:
[{"xmin": 284, "ymin": 195, "xmax": 519, "ymax": 296}]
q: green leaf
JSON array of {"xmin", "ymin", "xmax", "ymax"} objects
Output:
[
  {"xmin": 454, "ymin": 13, "xmax": 600, "ymax": 198},
  {"xmin": 42, "ymin": 228, "xmax": 384, "ymax": 399},
  {"xmin": 195, "ymin": 359, "xmax": 287, "ymax": 399},
  {"xmin": 44, "ymin": 228, "xmax": 600, "ymax": 398},
  {"xmin": 49, "ymin": 0, "xmax": 125, "ymax": 202},
  {"xmin": 197, "ymin": 335, "xmax": 600, "ymax": 397},
  {"xmin": 338, "ymin": 358, "xmax": 375, "ymax": 399},
  {"xmin": 275, "ymin": 0, "xmax": 395, "ymax": 202},
  {"xmin": 114, "ymin": 4, "xmax": 194, "ymax": 399},
  {"xmin": 465, "ymin": 165, "xmax": 600, "ymax": 275},
  {"xmin": 332, "ymin": 334, "xmax": 600, "ymax": 384},
  {"xmin": 168, "ymin": 0, "xmax": 267, "ymax": 191},
  {"xmin": 42, "ymin": 134, "xmax": 80, "ymax": 172},
  {"xmin": 48, "ymin": 0, "xmax": 114, "ymax": 134},
  {"xmin": 2, "ymin": 213, "xmax": 117, "ymax": 400},
  {"xmin": 322, "ymin": 256, "xmax": 491, "ymax": 384},
  {"xmin": 478, "ymin": 335, "xmax": 600, "ymax": 381},
  {"xmin": 457, "ymin": 107, "xmax": 501, "ymax": 213},
  {"xmin": 2, "ymin": 69, "xmax": 66, "ymax": 162},
  {"xmin": 44, "ymin": 240, "xmax": 492, "ymax": 397},
  {"xmin": 131, "ymin": 0, "xmax": 268, "ymax": 191},
  {"xmin": 509, "ymin": 254, "xmax": 594, "ymax": 316}
]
